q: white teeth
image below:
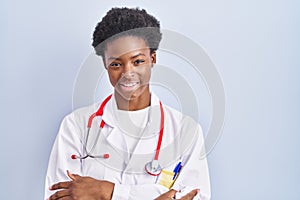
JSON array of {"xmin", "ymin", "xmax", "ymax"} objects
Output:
[{"xmin": 121, "ymin": 82, "xmax": 138, "ymax": 87}]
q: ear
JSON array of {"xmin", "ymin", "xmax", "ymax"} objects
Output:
[{"xmin": 151, "ymin": 51, "xmax": 157, "ymax": 66}]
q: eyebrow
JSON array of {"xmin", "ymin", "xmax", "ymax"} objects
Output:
[
  {"xmin": 107, "ymin": 53, "xmax": 146, "ymax": 61},
  {"xmin": 131, "ymin": 53, "xmax": 146, "ymax": 59}
]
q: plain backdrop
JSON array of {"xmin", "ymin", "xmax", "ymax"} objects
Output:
[{"xmin": 1, "ymin": 0, "xmax": 299, "ymax": 199}]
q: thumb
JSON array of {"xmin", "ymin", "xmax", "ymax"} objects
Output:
[{"xmin": 67, "ymin": 170, "xmax": 80, "ymax": 181}]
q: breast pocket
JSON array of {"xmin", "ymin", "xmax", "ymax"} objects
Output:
[{"xmin": 156, "ymin": 160, "xmax": 182, "ymax": 189}]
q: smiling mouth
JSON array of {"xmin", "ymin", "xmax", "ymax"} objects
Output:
[
  {"xmin": 118, "ymin": 82, "xmax": 140, "ymax": 92},
  {"xmin": 119, "ymin": 82, "xmax": 139, "ymax": 87}
]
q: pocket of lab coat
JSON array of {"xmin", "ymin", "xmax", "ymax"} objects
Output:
[{"xmin": 156, "ymin": 160, "xmax": 182, "ymax": 189}]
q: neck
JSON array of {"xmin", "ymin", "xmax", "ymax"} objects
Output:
[{"xmin": 115, "ymin": 88, "xmax": 151, "ymax": 111}]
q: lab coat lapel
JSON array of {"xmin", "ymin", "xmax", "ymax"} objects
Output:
[{"xmin": 100, "ymin": 94, "xmax": 130, "ymax": 168}]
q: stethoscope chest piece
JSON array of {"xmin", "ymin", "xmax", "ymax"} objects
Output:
[{"xmin": 145, "ymin": 160, "xmax": 162, "ymax": 176}]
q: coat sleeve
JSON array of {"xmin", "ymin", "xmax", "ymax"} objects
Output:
[
  {"xmin": 112, "ymin": 183, "xmax": 169, "ymax": 200},
  {"xmin": 171, "ymin": 118, "xmax": 211, "ymax": 200},
  {"xmin": 44, "ymin": 113, "xmax": 83, "ymax": 199}
]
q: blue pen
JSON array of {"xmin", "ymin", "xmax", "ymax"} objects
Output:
[{"xmin": 172, "ymin": 162, "xmax": 182, "ymax": 180}]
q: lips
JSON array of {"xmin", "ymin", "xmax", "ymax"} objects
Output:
[
  {"xmin": 119, "ymin": 82, "xmax": 139, "ymax": 87},
  {"xmin": 118, "ymin": 81, "xmax": 140, "ymax": 92}
]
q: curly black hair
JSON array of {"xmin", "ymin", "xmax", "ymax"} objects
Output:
[{"xmin": 92, "ymin": 7, "xmax": 162, "ymax": 57}]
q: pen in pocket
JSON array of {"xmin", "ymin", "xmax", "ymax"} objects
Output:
[{"xmin": 172, "ymin": 161, "xmax": 182, "ymax": 180}]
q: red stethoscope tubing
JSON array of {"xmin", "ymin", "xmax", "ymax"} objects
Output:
[
  {"xmin": 71, "ymin": 95, "xmax": 112, "ymax": 160},
  {"xmin": 154, "ymin": 101, "xmax": 164, "ymax": 160},
  {"xmin": 87, "ymin": 94, "xmax": 113, "ymax": 129},
  {"xmin": 73, "ymin": 94, "xmax": 165, "ymax": 164}
]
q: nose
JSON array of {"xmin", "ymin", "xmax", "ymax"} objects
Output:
[
  {"xmin": 122, "ymin": 62, "xmax": 134, "ymax": 74},
  {"xmin": 121, "ymin": 71, "xmax": 135, "ymax": 79}
]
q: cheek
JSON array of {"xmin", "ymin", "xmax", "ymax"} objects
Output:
[
  {"xmin": 108, "ymin": 71, "xmax": 121, "ymax": 87},
  {"xmin": 140, "ymin": 67, "xmax": 152, "ymax": 82}
]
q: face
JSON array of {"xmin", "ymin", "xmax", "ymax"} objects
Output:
[{"xmin": 104, "ymin": 36, "xmax": 156, "ymax": 100}]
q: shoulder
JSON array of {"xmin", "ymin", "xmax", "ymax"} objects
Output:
[
  {"xmin": 53, "ymin": 103, "xmax": 102, "ymax": 143},
  {"xmin": 152, "ymin": 93, "xmax": 199, "ymax": 127},
  {"xmin": 162, "ymin": 102, "xmax": 203, "ymax": 152},
  {"xmin": 163, "ymin": 103, "xmax": 201, "ymax": 131},
  {"xmin": 62, "ymin": 103, "xmax": 98, "ymax": 121},
  {"xmin": 59, "ymin": 103, "xmax": 100, "ymax": 133},
  {"xmin": 161, "ymin": 102, "xmax": 204, "ymax": 160}
]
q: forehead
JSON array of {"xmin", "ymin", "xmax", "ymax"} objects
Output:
[{"xmin": 104, "ymin": 36, "xmax": 150, "ymax": 58}]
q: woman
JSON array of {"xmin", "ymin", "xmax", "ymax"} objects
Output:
[{"xmin": 45, "ymin": 7, "xmax": 211, "ymax": 200}]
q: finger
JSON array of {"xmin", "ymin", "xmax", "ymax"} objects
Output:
[
  {"xmin": 66, "ymin": 170, "xmax": 80, "ymax": 181},
  {"xmin": 50, "ymin": 181, "xmax": 72, "ymax": 190},
  {"xmin": 48, "ymin": 189, "xmax": 71, "ymax": 200},
  {"xmin": 166, "ymin": 189, "xmax": 178, "ymax": 198},
  {"xmin": 180, "ymin": 189, "xmax": 200, "ymax": 200},
  {"xmin": 155, "ymin": 189, "xmax": 177, "ymax": 200},
  {"xmin": 59, "ymin": 197, "xmax": 73, "ymax": 200}
]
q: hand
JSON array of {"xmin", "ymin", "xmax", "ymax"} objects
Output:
[
  {"xmin": 155, "ymin": 189, "xmax": 177, "ymax": 200},
  {"xmin": 155, "ymin": 189, "xmax": 199, "ymax": 200},
  {"xmin": 179, "ymin": 189, "xmax": 200, "ymax": 200},
  {"xmin": 48, "ymin": 170, "xmax": 114, "ymax": 200}
]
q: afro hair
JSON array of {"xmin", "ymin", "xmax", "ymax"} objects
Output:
[{"xmin": 92, "ymin": 7, "xmax": 162, "ymax": 57}]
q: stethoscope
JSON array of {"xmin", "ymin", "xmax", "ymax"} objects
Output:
[{"xmin": 71, "ymin": 94, "xmax": 165, "ymax": 176}]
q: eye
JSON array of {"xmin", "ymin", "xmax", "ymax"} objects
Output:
[
  {"xmin": 109, "ymin": 62, "xmax": 121, "ymax": 68},
  {"xmin": 134, "ymin": 59, "xmax": 145, "ymax": 65}
]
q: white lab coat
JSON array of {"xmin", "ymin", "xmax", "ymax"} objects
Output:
[{"xmin": 44, "ymin": 93, "xmax": 211, "ymax": 200}]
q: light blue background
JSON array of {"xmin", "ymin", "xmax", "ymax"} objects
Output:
[{"xmin": 1, "ymin": 0, "xmax": 299, "ymax": 199}]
